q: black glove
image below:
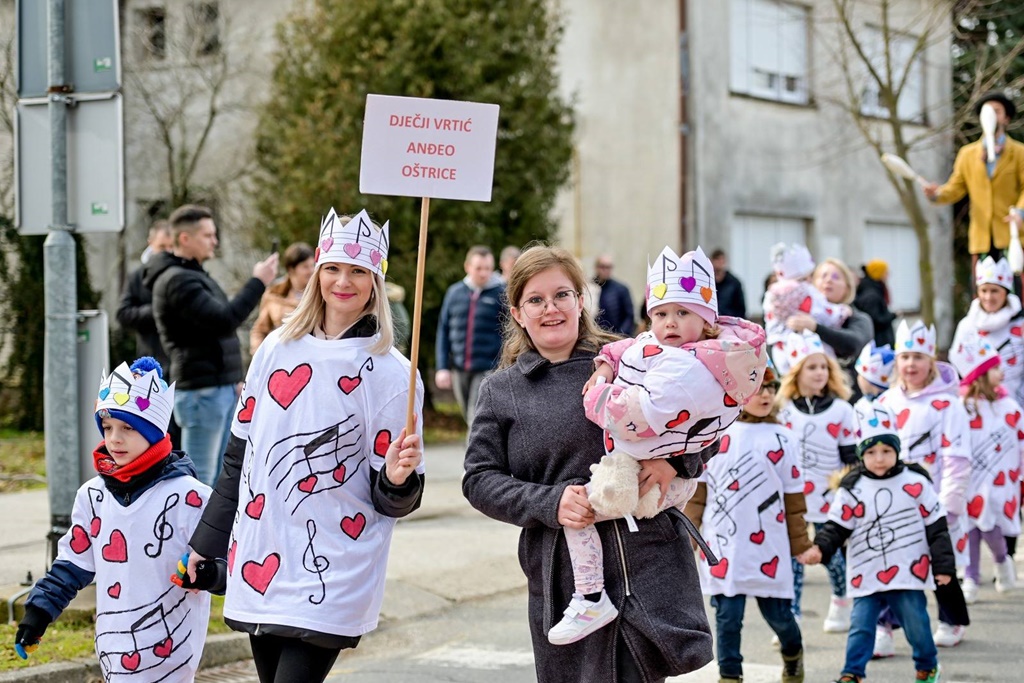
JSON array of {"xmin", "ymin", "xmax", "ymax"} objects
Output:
[
  {"xmin": 15, "ymin": 605, "xmax": 52, "ymax": 658},
  {"xmin": 171, "ymin": 553, "xmax": 227, "ymax": 595}
]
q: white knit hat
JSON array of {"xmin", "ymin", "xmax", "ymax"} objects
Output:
[
  {"xmin": 315, "ymin": 208, "xmax": 390, "ymax": 278},
  {"xmin": 771, "ymin": 243, "xmax": 815, "ymax": 280}
]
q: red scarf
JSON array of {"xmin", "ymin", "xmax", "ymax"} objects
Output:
[{"xmin": 93, "ymin": 435, "xmax": 172, "ymax": 482}]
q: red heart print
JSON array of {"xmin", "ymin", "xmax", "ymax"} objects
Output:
[
  {"xmin": 237, "ymin": 396, "xmax": 255, "ymax": 423},
  {"xmin": 841, "ymin": 504, "xmax": 856, "ymax": 521},
  {"xmin": 994, "ymin": 471, "xmax": 1007, "ymax": 486},
  {"xmin": 843, "ymin": 428, "xmax": 852, "ymax": 437},
  {"xmin": 185, "ymin": 490, "xmax": 203, "ymax": 507},
  {"xmin": 854, "ymin": 502, "xmax": 864, "ymax": 517},
  {"xmin": 997, "ymin": 443, "xmax": 1003, "ymax": 452},
  {"xmin": 957, "ymin": 535, "xmax": 968, "ymax": 553},
  {"xmin": 911, "ymin": 554, "xmax": 930, "ymax": 581},
  {"xmin": 107, "ymin": 582, "xmax": 121, "ymax": 599},
  {"xmin": 70, "ymin": 524, "xmax": 91, "ymax": 553},
  {"xmin": 374, "ymin": 430, "xmax": 393, "ymax": 458},
  {"xmin": 876, "ymin": 566, "xmax": 899, "ymax": 584},
  {"xmin": 267, "ymin": 364, "xmax": 313, "ymax": 409},
  {"xmin": 897, "ymin": 409, "xmax": 911, "ymax": 429},
  {"xmin": 767, "ymin": 448, "xmax": 785, "ymax": 464},
  {"xmin": 750, "ymin": 530, "xmax": 765, "ymax": 544},
  {"xmin": 820, "ymin": 501, "xmax": 830, "ymax": 514},
  {"xmin": 228, "ymin": 541, "xmax": 237, "ymax": 575},
  {"xmin": 1019, "ymin": 430, "xmax": 1024, "ymax": 440},
  {"xmin": 971, "ymin": 414, "xmax": 984, "ymax": 430},
  {"xmin": 338, "ymin": 376, "xmax": 361, "ymax": 395},
  {"xmin": 642, "ymin": 345, "xmax": 662, "ymax": 358},
  {"xmin": 791, "ymin": 465, "xmax": 800, "ymax": 479},
  {"xmin": 298, "ymin": 475, "xmax": 317, "ymax": 494},
  {"xmin": 941, "ymin": 435, "xmax": 951, "ymax": 448},
  {"xmin": 1008, "ymin": 411, "xmax": 1022, "ymax": 428},
  {"xmin": 1013, "ymin": 326, "xmax": 1023, "ymax": 337},
  {"xmin": 245, "ymin": 494, "xmax": 265, "ymax": 520},
  {"xmin": 1011, "ymin": 468, "xmax": 1021, "ymax": 483},
  {"xmin": 827, "ymin": 422, "xmax": 841, "ymax": 438},
  {"xmin": 723, "ymin": 394, "xmax": 738, "ymax": 408},
  {"xmin": 902, "ymin": 483, "xmax": 923, "ymax": 499},
  {"xmin": 242, "ymin": 552, "xmax": 281, "ymax": 595},
  {"xmin": 699, "ymin": 549, "xmax": 706, "ymax": 562},
  {"xmin": 102, "ymin": 530, "xmax": 128, "ymax": 563},
  {"xmin": 967, "ymin": 495, "xmax": 984, "ymax": 519},
  {"xmin": 728, "ymin": 480, "xmax": 740, "ymax": 491},
  {"xmin": 791, "ymin": 349, "xmax": 798, "ymax": 358},
  {"xmin": 776, "ymin": 510, "xmax": 786, "ymax": 523},
  {"xmin": 851, "ymin": 574, "xmax": 863, "ymax": 588},
  {"xmin": 760, "ymin": 555, "xmax": 780, "ymax": 578},
  {"xmin": 1011, "ymin": 357, "xmax": 1020, "ymax": 366},
  {"xmin": 924, "ymin": 453, "xmax": 937, "ymax": 464},
  {"xmin": 1006, "ymin": 499, "xmax": 1018, "ymax": 520},
  {"xmin": 666, "ymin": 410, "xmax": 690, "ymax": 429},
  {"xmin": 121, "ymin": 652, "xmax": 141, "ymax": 672},
  {"xmin": 604, "ymin": 431, "xmax": 615, "ymax": 452},
  {"xmin": 89, "ymin": 516, "xmax": 101, "ymax": 538},
  {"xmin": 798, "ymin": 296, "xmax": 812, "ymax": 313},
  {"xmin": 719, "ymin": 435, "xmax": 731, "ymax": 453},
  {"xmin": 785, "ymin": 422, "xmax": 793, "ymax": 429},
  {"xmin": 341, "ymin": 512, "xmax": 366, "ymax": 539},
  {"xmin": 333, "ymin": 463, "xmax": 347, "ymax": 483},
  {"xmin": 153, "ymin": 637, "xmax": 173, "ymax": 658},
  {"xmin": 916, "ymin": 337, "xmax": 925, "ymax": 345},
  {"xmin": 931, "ymin": 400, "xmax": 949, "ymax": 411},
  {"xmin": 803, "ymin": 481, "xmax": 815, "ymax": 495},
  {"xmin": 709, "ymin": 557, "xmax": 729, "ymax": 579},
  {"xmin": 919, "ymin": 503, "xmax": 932, "ymax": 518}
]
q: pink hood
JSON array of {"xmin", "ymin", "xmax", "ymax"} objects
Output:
[{"xmin": 694, "ymin": 316, "xmax": 768, "ymax": 403}]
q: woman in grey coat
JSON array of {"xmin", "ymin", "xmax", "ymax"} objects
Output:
[{"xmin": 462, "ymin": 245, "xmax": 715, "ymax": 683}]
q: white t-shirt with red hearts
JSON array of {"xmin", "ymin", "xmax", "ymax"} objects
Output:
[
  {"xmin": 829, "ymin": 467, "xmax": 943, "ymax": 598},
  {"xmin": 57, "ymin": 475, "xmax": 211, "ymax": 682},
  {"xmin": 963, "ymin": 395, "xmax": 1024, "ymax": 535},
  {"xmin": 777, "ymin": 398, "xmax": 858, "ymax": 523},
  {"xmin": 223, "ymin": 330, "xmax": 424, "ymax": 637},
  {"xmin": 697, "ymin": 421, "xmax": 805, "ymax": 598}
]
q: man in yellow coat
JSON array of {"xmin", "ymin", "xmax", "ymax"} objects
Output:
[{"xmin": 925, "ymin": 91, "xmax": 1024, "ymax": 268}]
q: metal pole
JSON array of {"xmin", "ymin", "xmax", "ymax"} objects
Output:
[{"xmin": 43, "ymin": 0, "xmax": 78, "ymax": 561}]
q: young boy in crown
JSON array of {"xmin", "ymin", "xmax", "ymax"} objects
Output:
[
  {"xmin": 763, "ymin": 243, "xmax": 852, "ymax": 375},
  {"xmin": 799, "ymin": 403, "xmax": 953, "ymax": 683},
  {"xmin": 15, "ymin": 357, "xmax": 213, "ymax": 683},
  {"xmin": 546, "ymin": 246, "xmax": 767, "ymax": 646}
]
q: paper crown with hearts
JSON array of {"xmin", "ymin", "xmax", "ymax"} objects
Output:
[
  {"xmin": 645, "ymin": 246, "xmax": 718, "ymax": 324},
  {"xmin": 975, "ymin": 255, "xmax": 1014, "ymax": 291},
  {"xmin": 771, "ymin": 242, "xmax": 816, "ymax": 280},
  {"xmin": 783, "ymin": 330, "xmax": 826, "ymax": 367},
  {"xmin": 856, "ymin": 341, "xmax": 896, "ymax": 389},
  {"xmin": 94, "ymin": 358, "xmax": 175, "ymax": 444},
  {"xmin": 854, "ymin": 402, "xmax": 901, "ymax": 453},
  {"xmin": 895, "ymin": 319, "xmax": 936, "ymax": 357},
  {"xmin": 950, "ymin": 333, "xmax": 1000, "ymax": 386},
  {"xmin": 315, "ymin": 208, "xmax": 390, "ymax": 278}
]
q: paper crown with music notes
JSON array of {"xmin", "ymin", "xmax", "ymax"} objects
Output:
[
  {"xmin": 782, "ymin": 330, "xmax": 826, "ymax": 368},
  {"xmin": 771, "ymin": 242, "xmax": 816, "ymax": 280},
  {"xmin": 645, "ymin": 245, "xmax": 718, "ymax": 324},
  {"xmin": 315, "ymin": 208, "xmax": 390, "ymax": 278},
  {"xmin": 895, "ymin": 319, "xmax": 936, "ymax": 357},
  {"xmin": 975, "ymin": 255, "xmax": 1013, "ymax": 291},
  {"xmin": 950, "ymin": 333, "xmax": 1000, "ymax": 386},
  {"xmin": 856, "ymin": 342, "xmax": 896, "ymax": 389},
  {"xmin": 854, "ymin": 402, "xmax": 901, "ymax": 456},
  {"xmin": 94, "ymin": 357, "xmax": 175, "ymax": 445}
]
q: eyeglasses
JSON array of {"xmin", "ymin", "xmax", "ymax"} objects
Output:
[{"xmin": 519, "ymin": 290, "xmax": 580, "ymax": 318}]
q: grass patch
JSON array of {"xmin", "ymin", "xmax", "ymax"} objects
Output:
[
  {"xmin": 423, "ymin": 402, "xmax": 467, "ymax": 444},
  {"xmin": 0, "ymin": 595, "xmax": 231, "ymax": 671},
  {"xmin": 0, "ymin": 431, "xmax": 46, "ymax": 493}
]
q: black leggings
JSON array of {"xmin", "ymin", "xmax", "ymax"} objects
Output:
[{"xmin": 249, "ymin": 634, "xmax": 343, "ymax": 683}]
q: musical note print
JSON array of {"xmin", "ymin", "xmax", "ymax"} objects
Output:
[
  {"xmin": 338, "ymin": 357, "xmax": 375, "ymax": 395},
  {"xmin": 683, "ymin": 257, "xmax": 715, "ymax": 304},
  {"xmin": 343, "ymin": 215, "xmax": 374, "ymax": 259},
  {"xmin": 136, "ymin": 376, "xmax": 161, "ymax": 412},
  {"xmin": 145, "ymin": 493, "xmax": 180, "ymax": 558},
  {"xmin": 87, "ymin": 486, "xmax": 104, "ymax": 538},
  {"xmin": 319, "ymin": 210, "xmax": 337, "ymax": 254},
  {"xmin": 302, "ymin": 519, "xmax": 329, "ymax": 605},
  {"xmin": 96, "ymin": 586, "xmax": 195, "ymax": 680},
  {"xmin": 708, "ymin": 447, "xmax": 769, "ymax": 538}
]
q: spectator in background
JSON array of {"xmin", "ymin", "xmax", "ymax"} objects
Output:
[
  {"xmin": 593, "ymin": 255, "xmax": 635, "ymax": 335},
  {"xmin": 387, "ymin": 281, "xmax": 412, "ymax": 356},
  {"xmin": 117, "ymin": 221, "xmax": 174, "ymax": 372},
  {"xmin": 499, "ymin": 245, "xmax": 521, "ymax": 282},
  {"xmin": 250, "ymin": 242, "xmax": 315, "ymax": 353},
  {"xmin": 854, "ymin": 260, "xmax": 897, "ymax": 348},
  {"xmin": 711, "ymin": 248, "xmax": 747, "ymax": 318},
  {"xmin": 436, "ymin": 246, "xmax": 507, "ymax": 429}
]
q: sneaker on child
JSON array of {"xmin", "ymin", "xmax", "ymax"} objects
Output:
[
  {"xmin": 995, "ymin": 558, "xmax": 1017, "ymax": 593},
  {"xmin": 781, "ymin": 649, "xmax": 804, "ymax": 683},
  {"xmin": 830, "ymin": 675, "xmax": 861, "ymax": 683},
  {"xmin": 933, "ymin": 623, "xmax": 965, "ymax": 647},
  {"xmin": 872, "ymin": 624, "xmax": 895, "ymax": 658},
  {"xmin": 962, "ymin": 577, "xmax": 979, "ymax": 604},
  {"xmin": 823, "ymin": 595, "xmax": 852, "ymax": 633},
  {"xmin": 547, "ymin": 591, "xmax": 618, "ymax": 645},
  {"xmin": 915, "ymin": 664, "xmax": 941, "ymax": 682}
]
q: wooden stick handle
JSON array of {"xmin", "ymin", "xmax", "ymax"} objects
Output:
[{"xmin": 406, "ymin": 197, "xmax": 430, "ymax": 435}]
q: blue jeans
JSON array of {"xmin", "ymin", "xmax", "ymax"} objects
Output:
[
  {"xmin": 711, "ymin": 594, "xmax": 802, "ymax": 679},
  {"xmin": 174, "ymin": 384, "xmax": 237, "ymax": 486},
  {"xmin": 792, "ymin": 522, "xmax": 846, "ymax": 616},
  {"xmin": 844, "ymin": 590, "xmax": 937, "ymax": 678}
]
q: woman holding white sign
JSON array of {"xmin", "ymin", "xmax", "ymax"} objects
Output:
[{"xmin": 181, "ymin": 209, "xmax": 425, "ymax": 683}]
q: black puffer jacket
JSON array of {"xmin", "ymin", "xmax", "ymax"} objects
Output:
[
  {"xmin": 145, "ymin": 251, "xmax": 265, "ymax": 390},
  {"xmin": 463, "ymin": 349, "xmax": 714, "ymax": 683}
]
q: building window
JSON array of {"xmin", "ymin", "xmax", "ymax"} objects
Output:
[
  {"xmin": 135, "ymin": 7, "xmax": 167, "ymax": 62},
  {"xmin": 860, "ymin": 27, "xmax": 925, "ymax": 124},
  {"xmin": 730, "ymin": 0, "xmax": 810, "ymax": 105},
  {"xmin": 730, "ymin": 213, "xmax": 810, "ymax": 316},
  {"xmin": 189, "ymin": 2, "xmax": 221, "ymax": 58},
  {"xmin": 864, "ymin": 221, "xmax": 921, "ymax": 312}
]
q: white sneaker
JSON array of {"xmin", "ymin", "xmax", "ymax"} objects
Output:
[
  {"xmin": 873, "ymin": 624, "xmax": 895, "ymax": 658},
  {"xmin": 823, "ymin": 595, "xmax": 852, "ymax": 633},
  {"xmin": 547, "ymin": 591, "xmax": 618, "ymax": 645},
  {"xmin": 995, "ymin": 558, "xmax": 1017, "ymax": 593},
  {"xmin": 772, "ymin": 614, "xmax": 799, "ymax": 648},
  {"xmin": 962, "ymin": 577, "xmax": 979, "ymax": 604},
  {"xmin": 934, "ymin": 623, "xmax": 966, "ymax": 647}
]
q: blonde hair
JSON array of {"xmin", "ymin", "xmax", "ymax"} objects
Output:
[
  {"xmin": 813, "ymin": 258, "xmax": 856, "ymax": 305},
  {"xmin": 777, "ymin": 353, "xmax": 852, "ymax": 402},
  {"xmin": 963, "ymin": 374, "xmax": 1000, "ymax": 403},
  {"xmin": 500, "ymin": 244, "xmax": 619, "ymax": 368},
  {"xmin": 277, "ymin": 216, "xmax": 393, "ymax": 355},
  {"xmin": 897, "ymin": 355, "xmax": 938, "ymax": 392}
]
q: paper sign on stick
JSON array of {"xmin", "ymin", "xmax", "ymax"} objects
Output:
[{"xmin": 359, "ymin": 94, "xmax": 500, "ymax": 202}]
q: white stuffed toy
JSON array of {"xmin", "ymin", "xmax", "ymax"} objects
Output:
[{"xmin": 588, "ymin": 452, "xmax": 674, "ymax": 520}]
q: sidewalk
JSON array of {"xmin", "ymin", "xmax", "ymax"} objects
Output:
[{"xmin": 0, "ymin": 442, "xmax": 525, "ymax": 682}]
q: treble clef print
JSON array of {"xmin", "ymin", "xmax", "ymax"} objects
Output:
[
  {"xmin": 711, "ymin": 492, "xmax": 739, "ymax": 537},
  {"xmin": 144, "ymin": 492, "xmax": 179, "ymax": 558},
  {"xmin": 864, "ymin": 488, "xmax": 896, "ymax": 568},
  {"xmin": 302, "ymin": 519, "xmax": 329, "ymax": 605},
  {"xmin": 800, "ymin": 423, "xmax": 820, "ymax": 469}
]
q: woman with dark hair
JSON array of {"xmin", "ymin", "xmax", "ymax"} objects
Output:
[{"xmin": 250, "ymin": 242, "xmax": 316, "ymax": 353}]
